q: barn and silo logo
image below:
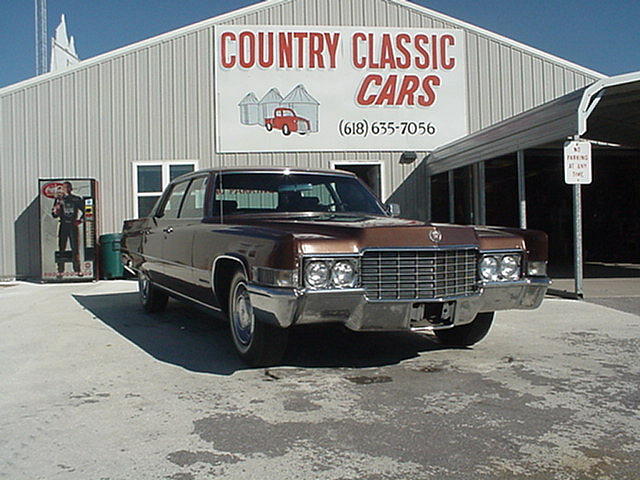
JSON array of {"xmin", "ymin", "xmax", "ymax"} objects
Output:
[{"xmin": 238, "ymin": 85, "xmax": 320, "ymax": 136}]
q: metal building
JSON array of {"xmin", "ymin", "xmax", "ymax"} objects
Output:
[{"xmin": 0, "ymin": 0, "xmax": 632, "ymax": 282}]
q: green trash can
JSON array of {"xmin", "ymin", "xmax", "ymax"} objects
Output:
[{"xmin": 100, "ymin": 233, "xmax": 124, "ymax": 279}]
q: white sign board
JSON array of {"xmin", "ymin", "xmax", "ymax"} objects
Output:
[
  {"xmin": 214, "ymin": 26, "xmax": 468, "ymax": 153},
  {"xmin": 564, "ymin": 141, "xmax": 592, "ymax": 184}
]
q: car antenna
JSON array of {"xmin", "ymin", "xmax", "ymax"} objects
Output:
[{"xmin": 219, "ymin": 169, "xmax": 224, "ymax": 224}]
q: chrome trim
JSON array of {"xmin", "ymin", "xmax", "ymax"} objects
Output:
[
  {"xmin": 361, "ymin": 245, "xmax": 479, "ymax": 254},
  {"xmin": 478, "ymin": 248, "xmax": 525, "ymax": 254},
  {"xmin": 359, "ymin": 247, "xmax": 480, "ymax": 302},
  {"xmin": 154, "ymin": 283, "xmax": 222, "ymax": 312},
  {"xmin": 246, "ymin": 276, "xmax": 550, "ymax": 331},
  {"xmin": 211, "ymin": 255, "xmax": 249, "ymax": 299}
]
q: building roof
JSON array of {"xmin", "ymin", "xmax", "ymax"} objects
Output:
[
  {"xmin": 0, "ymin": 0, "xmax": 605, "ymax": 97},
  {"xmin": 425, "ymin": 71, "xmax": 640, "ymax": 175}
]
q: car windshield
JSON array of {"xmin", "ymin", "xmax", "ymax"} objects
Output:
[{"xmin": 213, "ymin": 172, "xmax": 386, "ymax": 216}]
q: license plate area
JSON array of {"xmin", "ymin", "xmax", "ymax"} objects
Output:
[{"xmin": 409, "ymin": 301, "xmax": 455, "ymax": 329}]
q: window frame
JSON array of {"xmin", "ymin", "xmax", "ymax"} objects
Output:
[
  {"xmin": 132, "ymin": 160, "xmax": 198, "ymax": 218},
  {"xmin": 178, "ymin": 175, "xmax": 209, "ymax": 220}
]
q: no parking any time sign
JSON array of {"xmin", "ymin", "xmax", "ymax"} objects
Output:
[{"xmin": 564, "ymin": 140, "xmax": 592, "ymax": 185}]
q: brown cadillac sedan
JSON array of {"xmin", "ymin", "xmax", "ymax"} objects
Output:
[{"xmin": 122, "ymin": 168, "xmax": 550, "ymax": 366}]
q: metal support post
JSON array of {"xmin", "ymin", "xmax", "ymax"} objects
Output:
[
  {"xmin": 573, "ymin": 184, "xmax": 584, "ymax": 298},
  {"xmin": 517, "ymin": 150, "xmax": 527, "ymax": 229},
  {"xmin": 477, "ymin": 161, "xmax": 486, "ymax": 225},
  {"xmin": 448, "ymin": 170, "xmax": 455, "ymax": 223}
]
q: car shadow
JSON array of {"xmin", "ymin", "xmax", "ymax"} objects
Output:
[{"xmin": 72, "ymin": 291, "xmax": 449, "ymax": 375}]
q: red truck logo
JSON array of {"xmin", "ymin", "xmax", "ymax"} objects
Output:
[{"xmin": 265, "ymin": 108, "xmax": 311, "ymax": 136}]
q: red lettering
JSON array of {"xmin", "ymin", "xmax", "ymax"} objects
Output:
[
  {"xmin": 431, "ymin": 35, "xmax": 438, "ymax": 70},
  {"xmin": 395, "ymin": 34, "xmax": 411, "ymax": 69},
  {"xmin": 258, "ymin": 32, "xmax": 274, "ymax": 68},
  {"xmin": 414, "ymin": 34, "xmax": 430, "ymax": 69},
  {"xmin": 396, "ymin": 75, "xmax": 420, "ymax": 105},
  {"xmin": 356, "ymin": 74, "xmax": 383, "ymax": 106},
  {"xmin": 293, "ymin": 32, "xmax": 308, "ymax": 68},
  {"xmin": 440, "ymin": 35, "xmax": 455, "ymax": 70},
  {"xmin": 375, "ymin": 75, "xmax": 398, "ymax": 105},
  {"xmin": 352, "ymin": 32, "xmax": 367, "ymax": 69},
  {"xmin": 278, "ymin": 32, "xmax": 293, "ymax": 68},
  {"xmin": 238, "ymin": 31, "xmax": 255, "ymax": 68},
  {"xmin": 367, "ymin": 34, "xmax": 380, "ymax": 69},
  {"xmin": 325, "ymin": 32, "xmax": 340, "ymax": 69},
  {"xmin": 379, "ymin": 34, "xmax": 397, "ymax": 69},
  {"xmin": 418, "ymin": 75, "xmax": 441, "ymax": 107},
  {"xmin": 309, "ymin": 32, "xmax": 324, "ymax": 68},
  {"xmin": 221, "ymin": 32, "xmax": 236, "ymax": 68}
]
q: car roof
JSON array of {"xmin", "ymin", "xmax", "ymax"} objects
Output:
[{"xmin": 171, "ymin": 166, "xmax": 358, "ymax": 183}]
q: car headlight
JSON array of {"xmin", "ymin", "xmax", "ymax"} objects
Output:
[
  {"xmin": 479, "ymin": 256, "xmax": 499, "ymax": 281},
  {"xmin": 331, "ymin": 260, "xmax": 357, "ymax": 288},
  {"xmin": 499, "ymin": 255, "xmax": 520, "ymax": 281},
  {"xmin": 305, "ymin": 261, "xmax": 329, "ymax": 288},
  {"xmin": 479, "ymin": 253, "xmax": 522, "ymax": 282}
]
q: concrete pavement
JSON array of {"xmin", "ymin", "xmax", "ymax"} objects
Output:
[{"xmin": 1, "ymin": 280, "xmax": 639, "ymax": 479}]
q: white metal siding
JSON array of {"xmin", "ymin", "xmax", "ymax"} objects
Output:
[{"xmin": 0, "ymin": 0, "xmax": 601, "ymax": 279}]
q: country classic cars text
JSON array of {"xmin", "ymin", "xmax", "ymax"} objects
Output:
[{"xmin": 218, "ymin": 29, "xmax": 460, "ymax": 107}]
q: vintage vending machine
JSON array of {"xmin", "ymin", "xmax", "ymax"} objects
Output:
[{"xmin": 38, "ymin": 178, "xmax": 98, "ymax": 282}]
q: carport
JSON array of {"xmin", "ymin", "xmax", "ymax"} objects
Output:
[{"xmin": 425, "ymin": 71, "xmax": 640, "ymax": 298}]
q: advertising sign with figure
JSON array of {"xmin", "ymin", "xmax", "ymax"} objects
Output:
[
  {"xmin": 38, "ymin": 178, "xmax": 98, "ymax": 282},
  {"xmin": 215, "ymin": 25, "xmax": 467, "ymax": 153}
]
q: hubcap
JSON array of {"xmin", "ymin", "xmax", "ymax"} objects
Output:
[{"xmin": 232, "ymin": 283, "xmax": 254, "ymax": 349}]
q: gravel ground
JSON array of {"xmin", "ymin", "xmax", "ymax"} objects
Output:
[{"xmin": 1, "ymin": 280, "xmax": 639, "ymax": 480}]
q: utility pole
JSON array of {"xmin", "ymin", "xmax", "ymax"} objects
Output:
[{"xmin": 35, "ymin": 0, "xmax": 48, "ymax": 75}]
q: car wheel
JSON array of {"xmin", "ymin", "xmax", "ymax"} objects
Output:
[
  {"xmin": 282, "ymin": 124, "xmax": 291, "ymax": 136},
  {"xmin": 228, "ymin": 270, "xmax": 288, "ymax": 367},
  {"xmin": 434, "ymin": 312, "xmax": 494, "ymax": 346},
  {"xmin": 138, "ymin": 270, "xmax": 168, "ymax": 313},
  {"xmin": 266, "ymin": 123, "xmax": 273, "ymax": 131}
]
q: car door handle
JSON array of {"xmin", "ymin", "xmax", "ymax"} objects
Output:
[{"xmin": 163, "ymin": 227, "xmax": 174, "ymax": 234}]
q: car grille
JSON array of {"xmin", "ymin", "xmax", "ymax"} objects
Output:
[{"xmin": 360, "ymin": 249, "xmax": 479, "ymax": 301}]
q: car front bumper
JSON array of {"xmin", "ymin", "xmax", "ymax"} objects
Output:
[{"xmin": 247, "ymin": 277, "xmax": 550, "ymax": 331}]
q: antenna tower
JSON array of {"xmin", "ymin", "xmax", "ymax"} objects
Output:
[{"xmin": 35, "ymin": 0, "xmax": 48, "ymax": 75}]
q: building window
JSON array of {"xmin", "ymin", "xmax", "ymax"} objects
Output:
[{"xmin": 133, "ymin": 161, "xmax": 198, "ymax": 217}]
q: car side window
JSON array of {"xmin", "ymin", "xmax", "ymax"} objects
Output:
[
  {"xmin": 158, "ymin": 181, "xmax": 189, "ymax": 219},
  {"xmin": 179, "ymin": 176, "xmax": 208, "ymax": 219}
]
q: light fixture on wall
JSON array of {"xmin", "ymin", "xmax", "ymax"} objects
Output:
[{"xmin": 399, "ymin": 151, "xmax": 417, "ymax": 164}]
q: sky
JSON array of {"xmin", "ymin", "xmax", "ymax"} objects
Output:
[{"xmin": 1, "ymin": 0, "xmax": 638, "ymax": 88}]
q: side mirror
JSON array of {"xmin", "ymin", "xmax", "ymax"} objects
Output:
[{"xmin": 386, "ymin": 203, "xmax": 401, "ymax": 217}]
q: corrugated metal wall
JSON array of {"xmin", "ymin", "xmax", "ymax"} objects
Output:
[{"xmin": 0, "ymin": 0, "xmax": 600, "ymax": 279}]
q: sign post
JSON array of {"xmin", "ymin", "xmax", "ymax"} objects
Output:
[{"xmin": 564, "ymin": 140, "xmax": 592, "ymax": 298}]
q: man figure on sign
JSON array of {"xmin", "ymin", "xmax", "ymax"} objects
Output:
[{"xmin": 51, "ymin": 181, "xmax": 84, "ymax": 277}]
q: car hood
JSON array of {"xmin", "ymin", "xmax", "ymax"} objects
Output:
[{"xmin": 229, "ymin": 214, "xmax": 483, "ymax": 254}]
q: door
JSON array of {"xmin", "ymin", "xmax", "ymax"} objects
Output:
[
  {"xmin": 165, "ymin": 175, "xmax": 209, "ymax": 298},
  {"xmin": 147, "ymin": 180, "xmax": 189, "ymax": 287},
  {"xmin": 333, "ymin": 163, "xmax": 383, "ymax": 200}
]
